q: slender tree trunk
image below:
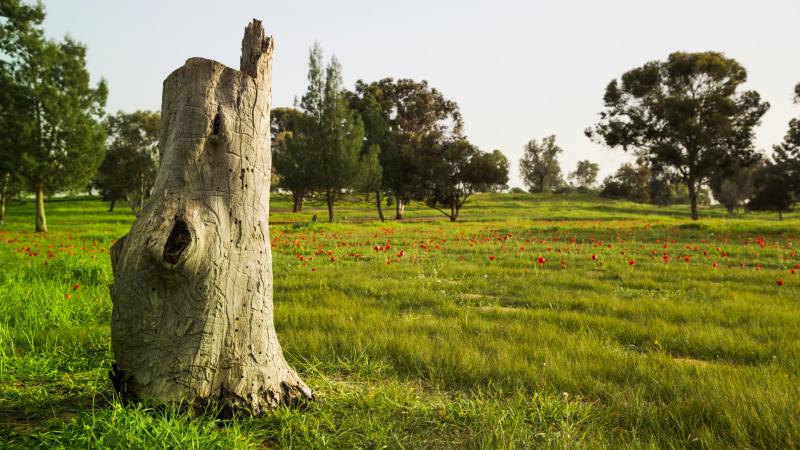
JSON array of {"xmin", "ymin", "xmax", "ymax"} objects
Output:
[
  {"xmin": 109, "ymin": 199, "xmax": 116, "ymax": 212},
  {"xmin": 109, "ymin": 20, "xmax": 312, "ymax": 414},
  {"xmin": 326, "ymin": 190, "xmax": 335, "ymax": 222},
  {"xmin": 375, "ymin": 191, "xmax": 384, "ymax": 222},
  {"xmin": 779, "ymin": 209, "xmax": 783, "ymax": 221},
  {"xmin": 0, "ymin": 172, "xmax": 7, "ymax": 225},
  {"xmin": 35, "ymin": 182, "xmax": 47, "ymax": 233},
  {"xmin": 688, "ymin": 180, "xmax": 699, "ymax": 220},
  {"xmin": 395, "ymin": 196, "xmax": 405, "ymax": 220}
]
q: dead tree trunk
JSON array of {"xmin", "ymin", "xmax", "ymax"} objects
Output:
[{"xmin": 109, "ymin": 20, "xmax": 312, "ymax": 414}]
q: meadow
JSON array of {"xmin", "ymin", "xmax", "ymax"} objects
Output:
[{"xmin": 0, "ymin": 193, "xmax": 798, "ymax": 449}]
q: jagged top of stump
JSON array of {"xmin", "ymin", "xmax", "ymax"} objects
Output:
[{"xmin": 164, "ymin": 19, "xmax": 273, "ymax": 85}]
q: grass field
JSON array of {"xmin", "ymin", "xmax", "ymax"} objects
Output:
[{"xmin": 1, "ymin": 193, "xmax": 799, "ymax": 448}]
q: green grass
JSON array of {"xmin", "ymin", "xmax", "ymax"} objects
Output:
[{"xmin": 1, "ymin": 194, "xmax": 798, "ymax": 448}]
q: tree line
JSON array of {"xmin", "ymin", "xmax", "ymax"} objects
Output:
[
  {"xmin": 518, "ymin": 52, "xmax": 799, "ymax": 220},
  {"xmin": 271, "ymin": 43, "xmax": 509, "ymax": 222},
  {"xmin": 2, "ymin": 2, "xmax": 798, "ymax": 229}
]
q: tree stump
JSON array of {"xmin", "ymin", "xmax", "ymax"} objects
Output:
[{"xmin": 109, "ymin": 20, "xmax": 312, "ymax": 414}]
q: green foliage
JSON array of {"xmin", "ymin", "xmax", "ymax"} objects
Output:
[
  {"xmin": 351, "ymin": 78, "xmax": 463, "ymax": 218},
  {"xmin": 289, "ymin": 43, "xmax": 365, "ymax": 222},
  {"xmin": 422, "ymin": 141, "xmax": 509, "ymax": 222},
  {"xmin": 748, "ymin": 163, "xmax": 796, "ymax": 219},
  {"xmin": 519, "ymin": 135, "xmax": 563, "ymax": 193},
  {"xmin": 587, "ymin": 51, "xmax": 770, "ymax": 219},
  {"xmin": 93, "ymin": 111, "xmax": 160, "ymax": 215},
  {"xmin": 772, "ymin": 82, "xmax": 800, "ymax": 197},
  {"xmin": 568, "ymin": 159, "xmax": 599, "ymax": 188},
  {"xmin": 0, "ymin": 1, "xmax": 107, "ymax": 231},
  {"xmin": 271, "ymin": 107, "xmax": 310, "ymax": 211},
  {"xmin": 709, "ymin": 159, "xmax": 761, "ymax": 215},
  {"xmin": 601, "ymin": 162, "xmax": 650, "ymax": 202}
]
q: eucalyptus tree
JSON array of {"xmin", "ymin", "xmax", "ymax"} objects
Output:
[{"xmin": 587, "ymin": 51, "xmax": 769, "ymax": 220}]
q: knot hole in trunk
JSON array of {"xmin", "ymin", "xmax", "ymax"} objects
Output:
[
  {"xmin": 212, "ymin": 113, "xmax": 221, "ymax": 135},
  {"xmin": 163, "ymin": 218, "xmax": 191, "ymax": 264}
]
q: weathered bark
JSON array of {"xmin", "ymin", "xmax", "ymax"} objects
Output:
[
  {"xmin": 109, "ymin": 20, "xmax": 312, "ymax": 414},
  {"xmin": 35, "ymin": 182, "xmax": 47, "ymax": 233}
]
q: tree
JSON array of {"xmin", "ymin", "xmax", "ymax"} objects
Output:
[
  {"xmin": 422, "ymin": 140, "xmax": 508, "ymax": 222},
  {"xmin": 94, "ymin": 111, "xmax": 160, "ymax": 214},
  {"xmin": 709, "ymin": 159, "xmax": 761, "ymax": 215},
  {"xmin": 271, "ymin": 107, "xmax": 311, "ymax": 212},
  {"xmin": 1, "ymin": 3, "xmax": 107, "ymax": 232},
  {"xmin": 600, "ymin": 162, "xmax": 651, "ymax": 202},
  {"xmin": 295, "ymin": 43, "xmax": 365, "ymax": 222},
  {"xmin": 587, "ymin": 51, "xmax": 769, "ymax": 220},
  {"xmin": 748, "ymin": 163, "xmax": 795, "ymax": 220},
  {"xmin": 772, "ymin": 82, "xmax": 800, "ymax": 197},
  {"xmin": 346, "ymin": 88, "xmax": 389, "ymax": 220},
  {"xmin": 351, "ymin": 78, "xmax": 463, "ymax": 219},
  {"xmin": 110, "ymin": 20, "xmax": 312, "ymax": 413},
  {"xmin": 0, "ymin": 0, "xmax": 43, "ymax": 225},
  {"xmin": 519, "ymin": 135, "xmax": 563, "ymax": 193},
  {"xmin": 569, "ymin": 160, "xmax": 599, "ymax": 188}
]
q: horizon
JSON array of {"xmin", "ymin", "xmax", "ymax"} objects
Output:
[{"xmin": 40, "ymin": 0, "xmax": 800, "ymax": 188}]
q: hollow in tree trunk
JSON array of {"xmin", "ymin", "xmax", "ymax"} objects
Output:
[
  {"xmin": 109, "ymin": 20, "xmax": 312, "ymax": 414},
  {"xmin": 35, "ymin": 182, "xmax": 47, "ymax": 233}
]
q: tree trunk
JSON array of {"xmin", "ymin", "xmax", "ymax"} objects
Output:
[
  {"xmin": 0, "ymin": 172, "xmax": 7, "ymax": 225},
  {"xmin": 109, "ymin": 20, "xmax": 312, "ymax": 414},
  {"xmin": 779, "ymin": 209, "xmax": 783, "ymax": 221},
  {"xmin": 326, "ymin": 191, "xmax": 335, "ymax": 222},
  {"xmin": 375, "ymin": 191, "xmax": 384, "ymax": 222},
  {"xmin": 35, "ymin": 182, "xmax": 47, "ymax": 233},
  {"xmin": 395, "ymin": 197, "xmax": 405, "ymax": 220},
  {"xmin": 688, "ymin": 180, "xmax": 699, "ymax": 221},
  {"xmin": 291, "ymin": 191, "xmax": 303, "ymax": 213},
  {"xmin": 109, "ymin": 199, "xmax": 116, "ymax": 212}
]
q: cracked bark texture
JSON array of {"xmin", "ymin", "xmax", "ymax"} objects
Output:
[{"xmin": 109, "ymin": 19, "xmax": 312, "ymax": 414}]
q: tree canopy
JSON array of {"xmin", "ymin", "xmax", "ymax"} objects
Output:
[
  {"xmin": 587, "ymin": 51, "xmax": 769, "ymax": 220},
  {"xmin": 519, "ymin": 135, "xmax": 563, "ymax": 193},
  {"xmin": 94, "ymin": 110, "xmax": 160, "ymax": 214}
]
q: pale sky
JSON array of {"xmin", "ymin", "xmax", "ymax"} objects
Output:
[{"xmin": 41, "ymin": 0, "xmax": 800, "ymax": 188}]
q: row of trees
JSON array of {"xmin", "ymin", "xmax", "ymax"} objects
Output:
[{"xmin": 272, "ymin": 43, "xmax": 509, "ymax": 222}]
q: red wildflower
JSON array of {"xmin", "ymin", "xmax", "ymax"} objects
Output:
[
  {"xmin": 776, "ymin": 279, "xmax": 784, "ymax": 287},
  {"xmin": 488, "ymin": 255, "xmax": 496, "ymax": 261},
  {"xmin": 591, "ymin": 254, "xmax": 597, "ymax": 261},
  {"xmin": 72, "ymin": 284, "xmax": 80, "ymax": 291},
  {"xmin": 628, "ymin": 259, "xmax": 636, "ymax": 266},
  {"xmin": 537, "ymin": 256, "xmax": 546, "ymax": 265}
]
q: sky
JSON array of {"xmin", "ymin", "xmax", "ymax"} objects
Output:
[{"xmin": 40, "ymin": 0, "xmax": 800, "ymax": 188}]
